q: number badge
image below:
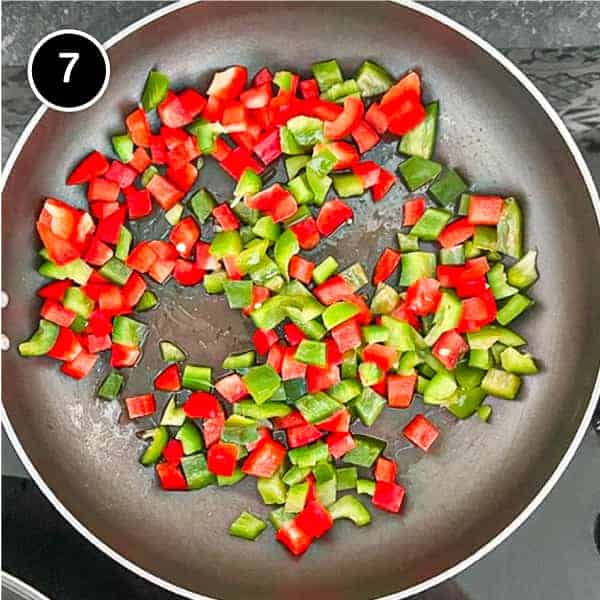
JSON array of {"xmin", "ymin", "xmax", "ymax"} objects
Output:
[{"xmin": 27, "ymin": 29, "xmax": 110, "ymax": 112}]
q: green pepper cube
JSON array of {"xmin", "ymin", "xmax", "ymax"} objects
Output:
[
  {"xmin": 233, "ymin": 401, "xmax": 292, "ymax": 420},
  {"xmin": 316, "ymin": 477, "xmax": 337, "ymax": 506},
  {"xmin": 221, "ymin": 415, "xmax": 260, "ymax": 446},
  {"xmin": 481, "ymin": 368, "xmax": 522, "ymax": 399},
  {"xmin": 115, "ymin": 226, "xmax": 133, "ymax": 261},
  {"xmin": 340, "ymin": 262, "xmax": 368, "ymax": 292},
  {"xmin": 280, "ymin": 125, "xmax": 309, "ymax": 155},
  {"xmin": 507, "ymin": 250, "xmax": 538, "ymax": 288},
  {"xmin": 287, "ymin": 173, "xmax": 314, "ymax": 204},
  {"xmin": 440, "ymin": 244, "xmax": 465, "ymax": 265},
  {"xmin": 257, "ymin": 471, "xmax": 288, "ymax": 505},
  {"xmin": 312, "ymin": 59, "xmax": 344, "ymax": 92},
  {"xmin": 135, "ymin": 290, "xmax": 158, "ymax": 312},
  {"xmin": 398, "ymin": 156, "xmax": 442, "ymax": 191},
  {"xmin": 234, "ymin": 168, "xmax": 262, "ymax": 198},
  {"xmin": 423, "ymin": 371, "xmax": 457, "ymax": 405},
  {"xmin": 111, "ymin": 133, "xmax": 134, "ymax": 163},
  {"xmin": 141, "ymin": 69, "xmax": 169, "ymax": 111},
  {"xmin": 469, "ymin": 348, "xmax": 492, "ymax": 370},
  {"xmin": 399, "ymin": 252, "xmax": 437, "ymax": 287},
  {"xmin": 487, "ymin": 262, "xmax": 518, "ymax": 299},
  {"xmin": 223, "ymin": 280, "xmax": 253, "ymax": 309},
  {"xmin": 98, "ymin": 371, "xmax": 124, "ymax": 401},
  {"xmin": 99, "ymin": 257, "xmax": 132, "ymax": 286},
  {"xmin": 329, "ymin": 378, "xmax": 362, "ymax": 403},
  {"xmin": 446, "ymin": 387, "xmax": 487, "ymax": 419},
  {"xmin": 182, "ymin": 365, "xmax": 212, "ymax": 391},
  {"xmin": 181, "ymin": 454, "xmax": 216, "ymax": 490},
  {"xmin": 112, "ymin": 315, "xmax": 146, "ymax": 347},
  {"xmin": 38, "ymin": 258, "xmax": 92, "ymax": 286},
  {"xmin": 282, "ymin": 466, "xmax": 311, "ymax": 486},
  {"xmin": 424, "ymin": 291, "xmax": 462, "ymax": 346},
  {"xmin": 428, "ymin": 167, "xmax": 468, "ymax": 207},
  {"xmin": 473, "ymin": 226, "xmax": 497, "ymax": 251},
  {"xmin": 175, "ymin": 419, "xmax": 204, "ymax": 454},
  {"xmin": 397, "ymin": 232, "xmax": 420, "ymax": 252},
  {"xmin": 141, "ymin": 165, "xmax": 159, "ymax": 187},
  {"xmin": 139, "ymin": 426, "xmax": 169, "ymax": 466},
  {"xmin": 499, "ymin": 347, "xmax": 538, "ymax": 375},
  {"xmin": 329, "ymin": 495, "xmax": 371, "ymax": 526},
  {"xmin": 370, "ymin": 283, "xmax": 399, "ymax": 314},
  {"xmin": 294, "ymin": 340, "xmax": 327, "ymax": 367},
  {"xmin": 285, "ymin": 481, "xmax": 310, "ymax": 513},
  {"xmin": 283, "ymin": 378, "xmax": 307, "ymax": 402},
  {"xmin": 159, "ymin": 340, "xmax": 186, "ymax": 362},
  {"xmin": 336, "ymin": 467, "xmax": 358, "ymax": 491},
  {"xmin": 496, "ymin": 293, "xmax": 534, "ymax": 326},
  {"xmin": 478, "ymin": 405, "xmax": 493, "ymax": 422},
  {"xmin": 322, "ymin": 301, "xmax": 360, "ymax": 330},
  {"xmin": 307, "ymin": 148, "xmax": 337, "ymax": 177},
  {"xmin": 355, "ymin": 59, "xmax": 393, "ymax": 97},
  {"xmin": 217, "ymin": 467, "xmax": 246, "ymax": 487},
  {"xmin": 381, "ymin": 316, "xmax": 417, "ymax": 352},
  {"xmin": 354, "ymin": 386, "xmax": 386, "ymax": 426},
  {"xmin": 288, "ymin": 440, "xmax": 329, "ymax": 468},
  {"xmin": 332, "ymin": 173, "xmax": 364, "ymax": 198},
  {"xmin": 287, "ymin": 115, "xmax": 324, "ymax": 147},
  {"xmin": 242, "ymin": 364, "xmax": 281, "ymax": 404},
  {"xmin": 222, "ymin": 350, "xmax": 256, "ymax": 371},
  {"xmin": 252, "ymin": 216, "xmax": 280, "ymax": 241},
  {"xmin": 63, "ymin": 287, "xmax": 94, "ymax": 319},
  {"xmin": 344, "ymin": 435, "xmax": 386, "ymax": 468},
  {"xmin": 322, "ymin": 79, "xmax": 361, "ymax": 103},
  {"xmin": 356, "ymin": 478, "xmax": 376, "ymax": 496},
  {"xmin": 497, "ymin": 197, "xmax": 523, "ymax": 259},
  {"xmin": 269, "ymin": 507, "xmax": 295, "ymax": 531},
  {"xmin": 305, "ymin": 167, "xmax": 332, "ymax": 205},
  {"xmin": 295, "ymin": 392, "xmax": 341, "ymax": 423},
  {"xmin": 361, "ymin": 324, "xmax": 390, "ymax": 344},
  {"xmin": 189, "ymin": 189, "xmax": 217, "ymax": 224},
  {"xmin": 313, "ymin": 256, "xmax": 339, "ymax": 285},
  {"xmin": 203, "ymin": 271, "xmax": 228, "ymax": 295},
  {"xmin": 410, "ymin": 208, "xmax": 452, "ymax": 241},
  {"xmin": 274, "ymin": 229, "xmax": 299, "ymax": 280},
  {"xmin": 285, "ymin": 155, "xmax": 311, "ymax": 180},
  {"xmin": 358, "ymin": 362, "xmax": 383, "ymax": 388},
  {"xmin": 398, "ymin": 101, "xmax": 439, "ymax": 160}
]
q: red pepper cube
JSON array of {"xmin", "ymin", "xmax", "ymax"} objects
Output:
[
  {"xmin": 220, "ymin": 146, "xmax": 263, "ymax": 181},
  {"xmin": 67, "ymin": 151, "xmax": 109, "ymax": 185},
  {"xmin": 289, "ymin": 217, "xmax": 320, "ymax": 251},
  {"xmin": 306, "ymin": 364, "xmax": 340, "ymax": 394},
  {"xmin": 207, "ymin": 441, "xmax": 239, "ymax": 477},
  {"xmin": 184, "ymin": 391, "xmax": 222, "ymax": 419},
  {"xmin": 242, "ymin": 438, "xmax": 287, "ymax": 478},
  {"xmin": 126, "ymin": 241, "xmax": 157, "ymax": 273},
  {"xmin": 283, "ymin": 323, "xmax": 306, "ymax": 346},
  {"xmin": 110, "ymin": 343, "xmax": 140, "ymax": 368},
  {"xmin": 146, "ymin": 174, "xmax": 184, "ymax": 211},
  {"xmin": 124, "ymin": 187, "xmax": 152, "ymax": 220},
  {"xmin": 253, "ymin": 67, "xmax": 272, "ymax": 86},
  {"xmin": 212, "ymin": 203, "xmax": 240, "ymax": 231},
  {"xmin": 438, "ymin": 217, "xmax": 475, "ymax": 248},
  {"xmin": 97, "ymin": 285, "xmax": 124, "ymax": 314},
  {"xmin": 266, "ymin": 341, "xmax": 286, "ymax": 373},
  {"xmin": 126, "ymin": 108, "xmax": 151, "ymax": 147},
  {"xmin": 60, "ymin": 350, "xmax": 98, "ymax": 380},
  {"xmin": 432, "ymin": 329, "xmax": 469, "ymax": 370},
  {"xmin": 84, "ymin": 237, "xmax": 114, "ymax": 267},
  {"xmin": 281, "ymin": 345, "xmax": 307, "ymax": 381},
  {"xmin": 371, "ymin": 168, "xmax": 396, "ymax": 202},
  {"xmin": 287, "ymin": 423, "xmax": 323, "ymax": 448},
  {"xmin": 372, "ymin": 481, "xmax": 405, "ymax": 513},
  {"xmin": 365, "ymin": 102, "xmax": 389, "ymax": 135},
  {"xmin": 163, "ymin": 439, "xmax": 185, "ymax": 465},
  {"xmin": 288, "ymin": 255, "xmax": 315, "ymax": 284},
  {"xmin": 87, "ymin": 310, "xmax": 113, "ymax": 336},
  {"xmin": 403, "ymin": 414, "xmax": 440, "ymax": 452},
  {"xmin": 215, "ymin": 373, "xmax": 249, "ymax": 403},
  {"xmin": 221, "ymin": 102, "xmax": 249, "ymax": 133},
  {"xmin": 247, "ymin": 427, "xmax": 272, "ymax": 452},
  {"xmin": 47, "ymin": 327, "xmax": 82, "ymax": 362},
  {"xmin": 313, "ymin": 275, "xmax": 354, "ymax": 306},
  {"xmin": 85, "ymin": 334, "xmax": 112, "ymax": 354},
  {"xmin": 40, "ymin": 299, "xmax": 76, "ymax": 328},
  {"xmin": 326, "ymin": 432, "xmax": 356, "ymax": 459},
  {"xmin": 403, "ymin": 197, "xmax": 426, "ymax": 226},
  {"xmin": 203, "ymin": 415, "xmax": 225, "ymax": 448},
  {"xmin": 324, "ymin": 96, "xmax": 364, "ymax": 140},
  {"xmin": 125, "ymin": 394, "xmax": 156, "ymax": 419},
  {"xmin": 372, "ymin": 247, "xmax": 401, "ymax": 285},
  {"xmin": 316, "ymin": 199, "xmax": 353, "ymax": 236},
  {"xmin": 158, "ymin": 91, "xmax": 193, "ymax": 128},
  {"xmin": 316, "ymin": 408, "xmax": 350, "ymax": 433},
  {"xmin": 351, "ymin": 119, "xmax": 380, "ymax": 154},
  {"xmin": 246, "ymin": 183, "xmax": 296, "ymax": 223},
  {"xmin": 150, "ymin": 135, "xmax": 168, "ymax": 164},
  {"xmin": 87, "ymin": 177, "xmax": 120, "ymax": 203},
  {"xmin": 154, "ymin": 364, "xmax": 182, "ymax": 392},
  {"xmin": 178, "ymin": 88, "xmax": 207, "ymax": 118},
  {"xmin": 252, "ymin": 328, "xmax": 278, "ymax": 355},
  {"xmin": 325, "ymin": 337, "xmax": 343, "ymax": 366},
  {"xmin": 467, "ymin": 195, "xmax": 504, "ymax": 225},
  {"xmin": 128, "ymin": 147, "xmax": 152, "ymax": 173},
  {"xmin": 300, "ymin": 78, "xmax": 319, "ymax": 100},
  {"xmin": 387, "ymin": 374, "xmax": 417, "ymax": 409},
  {"xmin": 38, "ymin": 280, "xmax": 72, "ymax": 301},
  {"xmin": 240, "ymin": 83, "xmax": 272, "ymax": 109},
  {"xmin": 121, "ymin": 272, "xmax": 147, "ymax": 307},
  {"xmin": 362, "ymin": 344, "xmax": 398, "ymax": 373},
  {"xmin": 156, "ymin": 462, "xmax": 187, "ymax": 491},
  {"xmin": 406, "ymin": 277, "xmax": 441, "ymax": 316},
  {"xmin": 276, "ymin": 519, "xmax": 313, "ymax": 556},
  {"xmin": 169, "ymin": 217, "xmax": 200, "ymax": 258},
  {"xmin": 222, "ymin": 255, "xmax": 242, "ymax": 280},
  {"xmin": 331, "ymin": 317, "xmax": 362, "ymax": 354},
  {"xmin": 173, "ymin": 259, "xmax": 205, "ymax": 286},
  {"xmin": 195, "ymin": 242, "xmax": 221, "ymax": 271},
  {"xmin": 310, "ymin": 100, "xmax": 343, "ymax": 122},
  {"xmin": 352, "ymin": 160, "xmax": 381, "ymax": 189},
  {"xmin": 272, "ymin": 410, "xmax": 307, "ymax": 430},
  {"xmin": 374, "ymin": 457, "xmax": 397, "ymax": 483},
  {"xmin": 296, "ymin": 500, "xmax": 333, "ymax": 539},
  {"xmin": 207, "ymin": 65, "xmax": 248, "ymax": 100},
  {"xmin": 105, "ymin": 161, "xmax": 137, "ymax": 189},
  {"xmin": 95, "ymin": 206, "xmax": 126, "ymax": 245},
  {"xmin": 166, "ymin": 163, "xmax": 198, "ymax": 193}
]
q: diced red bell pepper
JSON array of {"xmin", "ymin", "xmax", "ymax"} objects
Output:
[
  {"xmin": 169, "ymin": 216, "xmax": 200, "ymax": 258},
  {"xmin": 195, "ymin": 242, "xmax": 220, "ymax": 271},
  {"xmin": 324, "ymin": 337, "xmax": 343, "ymax": 366},
  {"xmin": 372, "ymin": 377, "xmax": 387, "ymax": 397},
  {"xmin": 372, "ymin": 480, "xmax": 405, "ymax": 513},
  {"xmin": 158, "ymin": 91, "xmax": 192, "ymax": 128},
  {"xmin": 203, "ymin": 413, "xmax": 225, "ymax": 448},
  {"xmin": 432, "ymin": 329, "xmax": 468, "ymax": 370},
  {"xmin": 403, "ymin": 414, "xmax": 440, "ymax": 452},
  {"xmin": 207, "ymin": 65, "xmax": 247, "ymax": 100},
  {"xmin": 438, "ymin": 217, "xmax": 475, "ymax": 249},
  {"xmin": 316, "ymin": 408, "xmax": 350, "ymax": 433},
  {"xmin": 67, "ymin": 151, "xmax": 109, "ymax": 185},
  {"xmin": 36, "ymin": 223, "xmax": 80, "ymax": 266},
  {"xmin": 212, "ymin": 203, "xmax": 240, "ymax": 231},
  {"xmin": 456, "ymin": 276, "xmax": 487, "ymax": 299},
  {"xmin": 283, "ymin": 323, "xmax": 306, "ymax": 346},
  {"xmin": 276, "ymin": 519, "xmax": 314, "ymax": 556},
  {"xmin": 125, "ymin": 394, "xmax": 156, "ymax": 419},
  {"xmin": 314, "ymin": 141, "xmax": 358, "ymax": 170},
  {"xmin": 110, "ymin": 343, "xmax": 140, "ymax": 368},
  {"xmin": 405, "ymin": 277, "xmax": 441, "ymax": 316},
  {"xmin": 166, "ymin": 163, "xmax": 198, "ymax": 193},
  {"xmin": 323, "ymin": 95, "xmax": 364, "ymax": 140},
  {"xmin": 281, "ymin": 345, "xmax": 308, "ymax": 380},
  {"xmin": 47, "ymin": 327, "xmax": 82, "ymax": 361},
  {"xmin": 184, "ymin": 391, "xmax": 222, "ymax": 419},
  {"xmin": 161, "ymin": 126, "xmax": 188, "ymax": 150},
  {"xmin": 287, "ymin": 423, "xmax": 323, "ymax": 448},
  {"xmin": 371, "ymin": 168, "xmax": 396, "ymax": 202},
  {"xmin": 126, "ymin": 108, "xmax": 151, "ymax": 147},
  {"xmin": 146, "ymin": 174, "xmax": 184, "ymax": 211},
  {"xmin": 230, "ymin": 131, "xmax": 256, "ymax": 153},
  {"xmin": 87, "ymin": 177, "xmax": 121, "ymax": 203},
  {"xmin": 310, "ymin": 99, "xmax": 343, "ymax": 121},
  {"xmin": 40, "ymin": 299, "xmax": 76, "ymax": 328},
  {"xmin": 220, "ymin": 145, "xmax": 264, "ymax": 180},
  {"xmin": 252, "ymin": 328, "xmax": 278, "ymax": 355},
  {"xmin": 207, "ymin": 442, "xmax": 239, "ymax": 477},
  {"xmin": 240, "ymin": 83, "xmax": 272, "ymax": 109},
  {"xmin": 467, "ymin": 195, "xmax": 504, "ymax": 225},
  {"xmin": 242, "ymin": 437, "xmax": 287, "ymax": 478},
  {"xmin": 331, "ymin": 317, "xmax": 362, "ymax": 353},
  {"xmin": 156, "ymin": 462, "xmax": 187, "ymax": 491},
  {"xmin": 363, "ymin": 344, "xmax": 398, "ymax": 373},
  {"xmin": 38, "ymin": 280, "xmax": 72, "ymax": 301},
  {"xmin": 272, "ymin": 410, "xmax": 307, "ymax": 430},
  {"xmin": 163, "ymin": 439, "xmax": 184, "ymax": 465},
  {"xmin": 247, "ymin": 427, "xmax": 272, "ymax": 452},
  {"xmin": 382, "ymin": 71, "xmax": 421, "ymax": 109},
  {"xmin": 387, "ymin": 373, "xmax": 417, "ymax": 408},
  {"xmin": 95, "ymin": 206, "xmax": 126, "ymax": 245},
  {"xmin": 178, "ymin": 88, "xmax": 207, "ymax": 118},
  {"xmin": 386, "ymin": 92, "xmax": 426, "ymax": 136},
  {"xmin": 373, "ymin": 248, "xmax": 401, "ymax": 285},
  {"xmin": 250, "ymin": 106, "xmax": 273, "ymax": 131},
  {"xmin": 253, "ymin": 128, "xmax": 282, "ymax": 165},
  {"xmin": 87, "ymin": 310, "xmax": 113, "ymax": 336},
  {"xmin": 375, "ymin": 457, "xmax": 397, "ymax": 483},
  {"xmin": 243, "ymin": 284, "xmax": 270, "ymax": 316},
  {"xmin": 84, "ymin": 238, "xmax": 113, "ymax": 266},
  {"xmin": 147, "ymin": 241, "xmax": 177, "ymax": 284},
  {"xmin": 128, "ymin": 147, "xmax": 152, "ymax": 173},
  {"xmin": 150, "ymin": 135, "xmax": 167, "ymax": 164},
  {"xmin": 352, "ymin": 160, "xmax": 381, "ymax": 188},
  {"xmin": 210, "ymin": 136, "xmax": 232, "ymax": 161},
  {"xmin": 346, "ymin": 293, "xmax": 372, "ymax": 325},
  {"xmin": 126, "ymin": 242, "xmax": 157, "ymax": 273},
  {"xmin": 296, "ymin": 500, "xmax": 333, "ymax": 539},
  {"xmin": 365, "ymin": 102, "xmax": 389, "ymax": 134},
  {"xmin": 223, "ymin": 255, "xmax": 241, "ymax": 281},
  {"xmin": 326, "ymin": 432, "xmax": 356, "ymax": 459},
  {"xmin": 221, "ymin": 102, "xmax": 249, "ymax": 133},
  {"xmin": 288, "ymin": 255, "xmax": 315, "ymax": 285},
  {"xmin": 246, "ymin": 183, "xmax": 297, "ymax": 223},
  {"xmin": 154, "ymin": 364, "xmax": 182, "ymax": 392},
  {"xmin": 313, "ymin": 275, "xmax": 354, "ymax": 305},
  {"xmin": 105, "ymin": 160, "xmax": 137, "ymax": 189},
  {"xmin": 215, "ymin": 373, "xmax": 249, "ymax": 403},
  {"xmin": 253, "ymin": 67, "xmax": 273, "ymax": 86},
  {"xmin": 124, "ymin": 186, "xmax": 153, "ymax": 220},
  {"xmin": 307, "ymin": 364, "xmax": 340, "ymax": 393},
  {"xmin": 403, "ymin": 196, "xmax": 426, "ymax": 226},
  {"xmin": 436, "ymin": 265, "xmax": 464, "ymax": 288},
  {"xmin": 90, "ymin": 202, "xmax": 119, "ymax": 220},
  {"xmin": 266, "ymin": 341, "xmax": 286, "ymax": 373},
  {"xmin": 202, "ymin": 94, "xmax": 225, "ymax": 122},
  {"xmin": 299, "ymin": 78, "xmax": 319, "ymax": 100},
  {"xmin": 97, "ymin": 285, "xmax": 123, "ymax": 314},
  {"xmin": 83, "ymin": 331, "xmax": 111, "ymax": 353},
  {"xmin": 289, "ymin": 217, "xmax": 320, "ymax": 250},
  {"xmin": 316, "ymin": 199, "xmax": 353, "ymax": 236},
  {"xmin": 37, "ymin": 197, "xmax": 80, "ymax": 239},
  {"xmin": 351, "ymin": 119, "xmax": 380, "ymax": 153},
  {"xmin": 173, "ymin": 259, "xmax": 205, "ymax": 286}
]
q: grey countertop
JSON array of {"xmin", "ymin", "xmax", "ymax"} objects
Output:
[{"xmin": 2, "ymin": 2, "xmax": 600, "ymax": 600}]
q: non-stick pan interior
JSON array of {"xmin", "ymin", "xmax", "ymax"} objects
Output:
[{"xmin": 3, "ymin": 3, "xmax": 599, "ymax": 599}]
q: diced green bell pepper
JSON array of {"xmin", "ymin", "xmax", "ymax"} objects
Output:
[
  {"xmin": 341, "ymin": 351, "xmax": 358, "ymax": 378},
  {"xmin": 112, "ymin": 315, "xmax": 146, "ymax": 347},
  {"xmin": 358, "ymin": 362, "xmax": 383, "ymax": 387},
  {"xmin": 115, "ymin": 226, "xmax": 132, "ymax": 261},
  {"xmin": 398, "ymin": 101, "xmax": 439, "ymax": 159},
  {"xmin": 322, "ymin": 301, "xmax": 360, "ymax": 330},
  {"xmin": 356, "ymin": 478, "xmax": 376, "ymax": 496},
  {"xmin": 221, "ymin": 415, "xmax": 259, "ymax": 445},
  {"xmin": 487, "ymin": 262, "xmax": 518, "ymax": 299},
  {"xmin": 136, "ymin": 290, "xmax": 158, "ymax": 312},
  {"xmin": 428, "ymin": 167, "xmax": 468, "ymax": 207},
  {"xmin": 160, "ymin": 395, "xmax": 186, "ymax": 426},
  {"xmin": 287, "ymin": 115, "xmax": 324, "ymax": 147},
  {"xmin": 218, "ymin": 468, "xmax": 246, "ymax": 486},
  {"xmin": 500, "ymin": 347, "xmax": 538, "ymax": 374},
  {"xmin": 223, "ymin": 280, "xmax": 253, "ymax": 309},
  {"xmin": 139, "ymin": 426, "xmax": 169, "ymax": 466},
  {"xmin": 370, "ymin": 283, "xmax": 399, "ymax": 314},
  {"xmin": 496, "ymin": 197, "xmax": 523, "ymax": 259},
  {"xmin": 322, "ymin": 79, "xmax": 361, "ymax": 103},
  {"xmin": 355, "ymin": 59, "xmax": 393, "ymax": 97},
  {"xmin": 424, "ymin": 371, "xmax": 457, "ymax": 405},
  {"xmin": 478, "ymin": 405, "xmax": 493, "ymax": 422},
  {"xmin": 280, "ymin": 125, "xmax": 309, "ymax": 155},
  {"xmin": 446, "ymin": 386, "xmax": 487, "ymax": 418},
  {"xmin": 222, "ymin": 350, "xmax": 256, "ymax": 370},
  {"xmin": 340, "ymin": 262, "xmax": 368, "ymax": 291},
  {"xmin": 160, "ymin": 340, "xmax": 186, "ymax": 362},
  {"xmin": 507, "ymin": 249, "xmax": 538, "ymax": 288},
  {"xmin": 63, "ymin": 287, "xmax": 94, "ymax": 319},
  {"xmin": 397, "ymin": 232, "xmax": 420, "ymax": 252},
  {"xmin": 233, "ymin": 401, "xmax": 292, "ymax": 419},
  {"xmin": 399, "ymin": 251, "xmax": 437, "ymax": 286},
  {"xmin": 295, "ymin": 392, "xmax": 341, "ymax": 423},
  {"xmin": 424, "ymin": 291, "xmax": 462, "ymax": 346},
  {"xmin": 343, "ymin": 435, "xmax": 386, "ymax": 468},
  {"xmin": 242, "ymin": 365, "xmax": 281, "ymax": 404},
  {"xmin": 38, "ymin": 258, "xmax": 92, "ymax": 286},
  {"xmin": 176, "ymin": 419, "xmax": 204, "ymax": 454},
  {"xmin": 381, "ymin": 316, "xmax": 417, "ymax": 352},
  {"xmin": 473, "ymin": 226, "xmax": 497, "ymax": 252},
  {"xmin": 496, "ymin": 293, "xmax": 533, "ymax": 326},
  {"xmin": 454, "ymin": 365, "xmax": 485, "ymax": 390},
  {"xmin": 287, "ymin": 173, "xmax": 314, "ymax": 204},
  {"xmin": 305, "ymin": 167, "xmax": 332, "ymax": 205},
  {"xmin": 481, "ymin": 368, "xmax": 521, "ymax": 399},
  {"xmin": 440, "ymin": 244, "xmax": 465, "ymax": 265},
  {"xmin": 285, "ymin": 155, "xmax": 311, "ymax": 180},
  {"xmin": 307, "ymin": 147, "xmax": 337, "ymax": 177},
  {"xmin": 329, "ymin": 495, "xmax": 371, "ymax": 526},
  {"xmin": 141, "ymin": 165, "xmax": 158, "ymax": 187},
  {"xmin": 329, "ymin": 378, "xmax": 362, "ymax": 403},
  {"xmin": 410, "ymin": 208, "xmax": 452, "ymax": 241},
  {"xmin": 210, "ymin": 230, "xmax": 242, "ymax": 258},
  {"xmin": 98, "ymin": 371, "xmax": 124, "ymax": 401},
  {"xmin": 165, "ymin": 203, "xmax": 184, "ymax": 226},
  {"xmin": 282, "ymin": 465, "xmax": 311, "ymax": 486},
  {"xmin": 274, "ymin": 229, "xmax": 299, "ymax": 280},
  {"xmin": 336, "ymin": 467, "xmax": 358, "ymax": 491},
  {"xmin": 257, "ymin": 471, "xmax": 288, "ymax": 505},
  {"xmin": 316, "ymin": 477, "xmax": 337, "ymax": 506},
  {"xmin": 312, "ymin": 256, "xmax": 339, "ymax": 285},
  {"xmin": 285, "ymin": 481, "xmax": 310, "ymax": 513},
  {"xmin": 269, "ymin": 507, "xmax": 295, "ymax": 530},
  {"xmin": 141, "ymin": 69, "xmax": 169, "ymax": 111},
  {"xmin": 466, "ymin": 325, "xmax": 526, "ymax": 349},
  {"xmin": 332, "ymin": 173, "xmax": 364, "ymax": 198},
  {"xmin": 189, "ymin": 188, "xmax": 217, "ymax": 224},
  {"xmin": 312, "ymin": 59, "xmax": 343, "ymax": 92},
  {"xmin": 234, "ymin": 168, "xmax": 262, "ymax": 198},
  {"xmin": 111, "ymin": 133, "xmax": 134, "ymax": 163},
  {"xmin": 182, "ymin": 365, "xmax": 212, "ymax": 391},
  {"xmin": 182, "ymin": 454, "xmax": 217, "ymax": 490},
  {"xmin": 99, "ymin": 257, "xmax": 132, "ymax": 286},
  {"xmin": 288, "ymin": 441, "xmax": 329, "ymax": 467},
  {"xmin": 362, "ymin": 324, "xmax": 390, "ymax": 344},
  {"xmin": 398, "ymin": 156, "xmax": 442, "ymax": 191},
  {"xmin": 295, "ymin": 340, "xmax": 327, "ymax": 367},
  {"xmin": 203, "ymin": 271, "xmax": 228, "ymax": 294},
  {"xmin": 354, "ymin": 386, "xmax": 386, "ymax": 426}
]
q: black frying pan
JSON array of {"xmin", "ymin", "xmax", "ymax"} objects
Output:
[{"xmin": 2, "ymin": 2, "xmax": 600, "ymax": 599}]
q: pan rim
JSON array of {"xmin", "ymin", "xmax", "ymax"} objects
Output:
[{"xmin": 1, "ymin": 1, "xmax": 599, "ymax": 599}]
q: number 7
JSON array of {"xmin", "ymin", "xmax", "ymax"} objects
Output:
[{"xmin": 58, "ymin": 51, "xmax": 80, "ymax": 83}]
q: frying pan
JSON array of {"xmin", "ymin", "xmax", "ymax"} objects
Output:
[{"xmin": 2, "ymin": 2, "xmax": 600, "ymax": 599}]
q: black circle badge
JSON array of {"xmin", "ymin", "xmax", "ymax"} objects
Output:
[{"xmin": 28, "ymin": 29, "xmax": 110, "ymax": 112}]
